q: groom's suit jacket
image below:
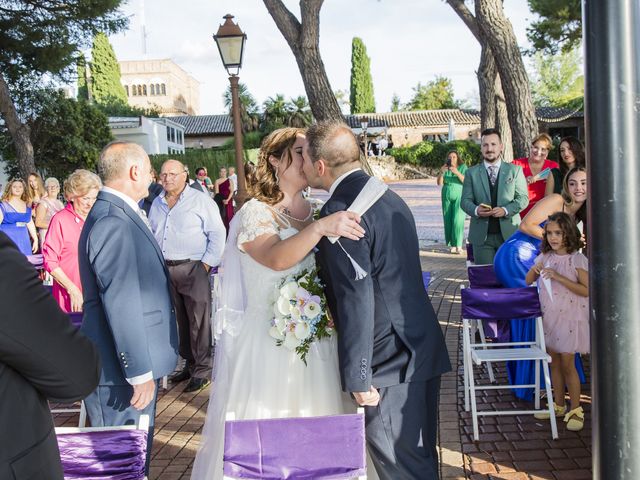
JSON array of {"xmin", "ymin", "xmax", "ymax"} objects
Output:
[
  {"xmin": 79, "ymin": 191, "xmax": 178, "ymax": 386},
  {"xmin": 317, "ymin": 170, "xmax": 451, "ymax": 393}
]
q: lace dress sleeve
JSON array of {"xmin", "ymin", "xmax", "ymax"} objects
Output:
[{"xmin": 237, "ymin": 199, "xmax": 279, "ymax": 252}]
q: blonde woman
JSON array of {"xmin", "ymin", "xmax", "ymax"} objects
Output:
[
  {"xmin": 27, "ymin": 172, "xmax": 46, "ymax": 214},
  {"xmin": 43, "ymin": 169, "xmax": 101, "ymax": 312},
  {"xmin": 35, "ymin": 177, "xmax": 65, "ymax": 244},
  {"xmin": 0, "ymin": 179, "xmax": 38, "ymax": 255}
]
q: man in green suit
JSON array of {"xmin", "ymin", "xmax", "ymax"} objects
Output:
[{"xmin": 461, "ymin": 128, "xmax": 529, "ymax": 265}]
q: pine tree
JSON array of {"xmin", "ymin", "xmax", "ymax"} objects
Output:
[
  {"xmin": 77, "ymin": 55, "xmax": 89, "ymax": 101},
  {"xmin": 349, "ymin": 37, "xmax": 375, "ymax": 114},
  {"xmin": 90, "ymin": 32, "xmax": 127, "ymax": 106},
  {"xmin": 390, "ymin": 93, "xmax": 401, "ymax": 112}
]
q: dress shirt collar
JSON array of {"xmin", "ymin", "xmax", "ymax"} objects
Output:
[
  {"xmin": 159, "ymin": 184, "xmax": 190, "ymax": 205},
  {"xmin": 102, "ymin": 186, "xmax": 142, "ymax": 212},
  {"xmin": 328, "ymin": 168, "xmax": 362, "ymax": 197},
  {"xmin": 483, "ymin": 159, "xmax": 502, "ymax": 173}
]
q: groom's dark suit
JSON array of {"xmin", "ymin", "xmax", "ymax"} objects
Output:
[{"xmin": 317, "ymin": 170, "xmax": 451, "ymax": 480}]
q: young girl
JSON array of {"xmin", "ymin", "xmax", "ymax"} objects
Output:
[{"xmin": 526, "ymin": 212, "xmax": 589, "ymax": 431}]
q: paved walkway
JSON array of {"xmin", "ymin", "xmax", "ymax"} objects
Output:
[{"xmin": 52, "ymin": 179, "xmax": 592, "ymax": 479}]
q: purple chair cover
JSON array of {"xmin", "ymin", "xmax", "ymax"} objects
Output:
[
  {"xmin": 461, "ymin": 287, "xmax": 541, "ymax": 321},
  {"xmin": 466, "ymin": 243, "xmax": 474, "ymax": 263},
  {"xmin": 57, "ymin": 430, "xmax": 147, "ymax": 480},
  {"xmin": 224, "ymin": 414, "xmax": 366, "ymax": 480},
  {"xmin": 422, "ymin": 271, "xmax": 432, "ymax": 291},
  {"xmin": 467, "ymin": 265, "xmax": 502, "ymax": 289},
  {"xmin": 27, "ymin": 253, "xmax": 44, "ymax": 269}
]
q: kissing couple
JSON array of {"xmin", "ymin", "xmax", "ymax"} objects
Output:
[{"xmin": 191, "ymin": 121, "xmax": 450, "ymax": 480}]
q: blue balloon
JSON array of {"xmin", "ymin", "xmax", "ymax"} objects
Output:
[{"xmin": 494, "ymin": 230, "xmax": 541, "ymax": 288}]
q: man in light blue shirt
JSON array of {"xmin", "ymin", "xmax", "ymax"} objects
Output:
[{"xmin": 149, "ymin": 159, "xmax": 226, "ymax": 393}]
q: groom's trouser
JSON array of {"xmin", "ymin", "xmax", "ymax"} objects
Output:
[
  {"xmin": 365, "ymin": 376, "xmax": 441, "ymax": 480},
  {"xmin": 84, "ymin": 381, "xmax": 158, "ymax": 476}
]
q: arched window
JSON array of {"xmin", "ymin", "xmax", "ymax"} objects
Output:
[
  {"xmin": 142, "ymin": 85, "xmax": 147, "ymax": 96},
  {"xmin": 150, "ymin": 84, "xmax": 155, "ymax": 95},
  {"xmin": 137, "ymin": 85, "xmax": 143, "ymax": 96},
  {"xmin": 132, "ymin": 85, "xmax": 137, "ymax": 96},
  {"xmin": 161, "ymin": 84, "xmax": 166, "ymax": 95},
  {"xmin": 124, "ymin": 85, "xmax": 129, "ymax": 96}
]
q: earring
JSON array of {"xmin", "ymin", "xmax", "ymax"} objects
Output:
[{"xmin": 274, "ymin": 166, "xmax": 279, "ymax": 184}]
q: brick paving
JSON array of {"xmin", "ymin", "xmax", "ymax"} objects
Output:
[{"xmin": 52, "ymin": 179, "xmax": 592, "ymax": 479}]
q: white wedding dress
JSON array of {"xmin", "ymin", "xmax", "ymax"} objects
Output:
[{"xmin": 191, "ymin": 199, "xmax": 349, "ymax": 480}]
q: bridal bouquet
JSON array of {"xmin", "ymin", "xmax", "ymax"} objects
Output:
[{"xmin": 269, "ymin": 267, "xmax": 334, "ymax": 364}]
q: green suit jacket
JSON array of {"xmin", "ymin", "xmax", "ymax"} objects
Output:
[{"xmin": 460, "ymin": 161, "xmax": 529, "ymax": 245}]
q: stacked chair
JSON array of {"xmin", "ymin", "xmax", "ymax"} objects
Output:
[{"xmin": 462, "ymin": 264, "xmax": 558, "ymax": 441}]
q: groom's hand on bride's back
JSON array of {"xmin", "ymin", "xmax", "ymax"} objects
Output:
[
  {"xmin": 317, "ymin": 211, "xmax": 365, "ymax": 240},
  {"xmin": 352, "ymin": 386, "xmax": 380, "ymax": 406}
]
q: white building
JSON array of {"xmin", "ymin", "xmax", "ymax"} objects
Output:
[{"xmin": 108, "ymin": 116, "xmax": 185, "ymax": 155}]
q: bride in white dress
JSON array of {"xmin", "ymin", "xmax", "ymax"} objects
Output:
[{"xmin": 191, "ymin": 128, "xmax": 365, "ymax": 480}]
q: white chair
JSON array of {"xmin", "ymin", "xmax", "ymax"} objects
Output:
[
  {"xmin": 223, "ymin": 410, "xmax": 367, "ymax": 479},
  {"xmin": 56, "ymin": 414, "xmax": 150, "ymax": 480},
  {"xmin": 50, "ymin": 400, "xmax": 87, "ymax": 427},
  {"xmin": 461, "ymin": 286, "xmax": 558, "ymax": 441}
]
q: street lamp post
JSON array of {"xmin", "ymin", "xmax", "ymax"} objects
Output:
[
  {"xmin": 360, "ymin": 117, "xmax": 369, "ymax": 156},
  {"xmin": 214, "ymin": 14, "xmax": 248, "ymax": 207}
]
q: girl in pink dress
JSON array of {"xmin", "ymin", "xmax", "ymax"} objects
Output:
[{"xmin": 526, "ymin": 212, "xmax": 589, "ymax": 432}]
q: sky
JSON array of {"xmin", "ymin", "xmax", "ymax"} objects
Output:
[{"xmin": 108, "ymin": 0, "xmax": 536, "ymax": 115}]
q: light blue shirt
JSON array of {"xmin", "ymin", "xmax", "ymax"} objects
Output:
[{"xmin": 149, "ymin": 186, "xmax": 226, "ymax": 267}]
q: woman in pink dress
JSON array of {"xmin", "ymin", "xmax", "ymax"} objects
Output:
[
  {"xmin": 43, "ymin": 170, "xmax": 101, "ymax": 312},
  {"xmin": 35, "ymin": 177, "xmax": 64, "ymax": 245}
]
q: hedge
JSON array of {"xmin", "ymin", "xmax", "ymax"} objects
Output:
[
  {"xmin": 387, "ymin": 140, "xmax": 481, "ymax": 168},
  {"xmin": 150, "ymin": 148, "xmax": 259, "ymax": 177}
]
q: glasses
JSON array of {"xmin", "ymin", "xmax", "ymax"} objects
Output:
[{"xmin": 160, "ymin": 171, "xmax": 186, "ymax": 180}]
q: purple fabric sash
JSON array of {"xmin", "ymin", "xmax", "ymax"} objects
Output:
[
  {"xmin": 466, "ymin": 243, "xmax": 475, "ymax": 263},
  {"xmin": 223, "ymin": 414, "xmax": 366, "ymax": 479},
  {"xmin": 57, "ymin": 430, "xmax": 147, "ymax": 480},
  {"xmin": 27, "ymin": 253, "xmax": 44, "ymax": 268},
  {"xmin": 69, "ymin": 312, "xmax": 83, "ymax": 328},
  {"xmin": 467, "ymin": 265, "xmax": 502, "ymax": 288},
  {"xmin": 461, "ymin": 287, "xmax": 541, "ymax": 320}
]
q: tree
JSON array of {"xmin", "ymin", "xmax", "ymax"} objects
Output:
[
  {"xmin": 223, "ymin": 82, "xmax": 260, "ymax": 133},
  {"xmin": 446, "ymin": 0, "xmax": 513, "ymax": 161},
  {"xmin": 530, "ymin": 48, "xmax": 584, "ymax": 109},
  {"xmin": 288, "ymin": 96, "xmax": 313, "ymax": 128},
  {"xmin": 262, "ymin": 94, "xmax": 290, "ymax": 130},
  {"xmin": 262, "ymin": 0, "xmax": 342, "ymax": 122},
  {"xmin": 527, "ymin": 0, "xmax": 582, "ymax": 55},
  {"xmin": 349, "ymin": 37, "xmax": 375, "ymax": 114},
  {"xmin": 1, "ymin": 90, "xmax": 113, "ymax": 180},
  {"xmin": 390, "ymin": 93, "xmax": 401, "ymax": 112},
  {"xmin": 0, "ymin": 0, "xmax": 126, "ymax": 179},
  {"xmin": 474, "ymin": 0, "xmax": 538, "ymax": 158},
  {"xmin": 406, "ymin": 77, "xmax": 459, "ymax": 111},
  {"xmin": 88, "ymin": 32, "xmax": 128, "ymax": 106}
]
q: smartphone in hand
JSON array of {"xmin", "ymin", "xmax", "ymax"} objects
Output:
[{"xmin": 479, "ymin": 203, "xmax": 492, "ymax": 209}]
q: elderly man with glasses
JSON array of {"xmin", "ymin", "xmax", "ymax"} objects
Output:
[{"xmin": 149, "ymin": 159, "xmax": 226, "ymax": 393}]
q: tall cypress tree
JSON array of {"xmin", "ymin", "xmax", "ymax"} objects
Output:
[
  {"xmin": 90, "ymin": 32, "xmax": 127, "ymax": 106},
  {"xmin": 349, "ymin": 37, "xmax": 375, "ymax": 114},
  {"xmin": 77, "ymin": 55, "xmax": 89, "ymax": 101}
]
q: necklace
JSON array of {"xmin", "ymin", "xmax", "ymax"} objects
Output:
[{"xmin": 277, "ymin": 204, "xmax": 313, "ymax": 222}]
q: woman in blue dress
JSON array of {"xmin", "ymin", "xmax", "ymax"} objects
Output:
[
  {"xmin": 493, "ymin": 167, "xmax": 587, "ymax": 399},
  {"xmin": 0, "ymin": 179, "xmax": 38, "ymax": 255}
]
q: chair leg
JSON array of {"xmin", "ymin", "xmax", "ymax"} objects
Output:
[
  {"xmin": 534, "ymin": 359, "xmax": 541, "ymax": 410},
  {"xmin": 162, "ymin": 375, "xmax": 168, "ymax": 390},
  {"xmin": 477, "ymin": 320, "xmax": 495, "ymax": 383},
  {"xmin": 463, "ymin": 320, "xmax": 470, "ymax": 412},
  {"xmin": 541, "ymin": 358, "xmax": 558, "ymax": 439},
  {"xmin": 78, "ymin": 401, "xmax": 87, "ymax": 428}
]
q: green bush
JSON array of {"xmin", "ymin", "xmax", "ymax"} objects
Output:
[
  {"xmin": 388, "ymin": 140, "xmax": 481, "ymax": 168},
  {"xmin": 150, "ymin": 148, "xmax": 259, "ymax": 177}
]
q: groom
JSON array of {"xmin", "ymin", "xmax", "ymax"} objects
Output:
[{"xmin": 303, "ymin": 122, "xmax": 451, "ymax": 480}]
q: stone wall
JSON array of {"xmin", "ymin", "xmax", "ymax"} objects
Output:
[{"xmin": 367, "ymin": 156, "xmax": 439, "ymax": 181}]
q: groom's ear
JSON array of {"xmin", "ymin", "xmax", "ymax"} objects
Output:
[{"xmin": 316, "ymin": 159, "xmax": 327, "ymax": 177}]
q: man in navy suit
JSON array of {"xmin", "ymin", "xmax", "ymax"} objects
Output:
[
  {"xmin": 79, "ymin": 141, "xmax": 178, "ymax": 473},
  {"xmin": 303, "ymin": 122, "xmax": 451, "ymax": 480}
]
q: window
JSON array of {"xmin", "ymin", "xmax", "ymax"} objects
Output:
[
  {"xmin": 167, "ymin": 128, "xmax": 171, "ymax": 142},
  {"xmin": 170, "ymin": 127, "xmax": 176, "ymax": 143},
  {"xmin": 177, "ymin": 130, "xmax": 183, "ymax": 144},
  {"xmin": 142, "ymin": 85, "xmax": 147, "ymax": 96},
  {"xmin": 161, "ymin": 84, "xmax": 166, "ymax": 95},
  {"xmin": 132, "ymin": 85, "xmax": 137, "ymax": 96},
  {"xmin": 137, "ymin": 85, "xmax": 142, "ymax": 96},
  {"xmin": 150, "ymin": 84, "xmax": 155, "ymax": 95},
  {"xmin": 125, "ymin": 85, "xmax": 129, "ymax": 96}
]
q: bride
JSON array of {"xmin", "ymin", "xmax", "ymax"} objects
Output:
[{"xmin": 191, "ymin": 128, "xmax": 365, "ymax": 479}]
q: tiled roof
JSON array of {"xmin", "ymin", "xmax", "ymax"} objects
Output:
[
  {"xmin": 169, "ymin": 115, "xmax": 233, "ymax": 135},
  {"xmin": 345, "ymin": 109, "xmax": 481, "ymax": 128},
  {"xmin": 536, "ymin": 106, "xmax": 584, "ymax": 123}
]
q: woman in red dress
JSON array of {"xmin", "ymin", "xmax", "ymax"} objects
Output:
[
  {"xmin": 512, "ymin": 133, "xmax": 559, "ymax": 218},
  {"xmin": 214, "ymin": 167, "xmax": 234, "ymax": 230}
]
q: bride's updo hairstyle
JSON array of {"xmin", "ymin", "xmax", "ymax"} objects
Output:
[{"xmin": 250, "ymin": 127, "xmax": 305, "ymax": 205}]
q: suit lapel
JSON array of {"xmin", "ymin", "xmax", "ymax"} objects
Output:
[{"xmin": 99, "ymin": 191, "xmax": 166, "ymax": 265}]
